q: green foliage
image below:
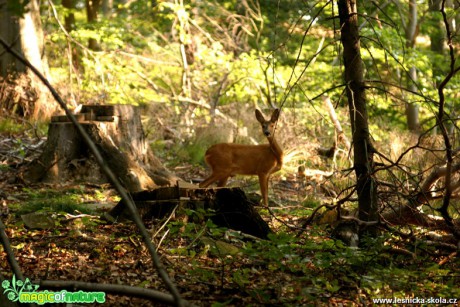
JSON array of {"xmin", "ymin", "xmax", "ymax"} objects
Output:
[
  {"xmin": 11, "ymin": 187, "xmax": 96, "ymax": 216},
  {"xmin": 233, "ymin": 231, "xmax": 458, "ymax": 304},
  {"xmin": 0, "ymin": 1, "xmax": 455, "ymax": 304},
  {"xmin": 181, "ymin": 140, "xmax": 209, "ymax": 165},
  {"xmin": 0, "ymin": 119, "xmax": 48, "ymax": 141},
  {"xmin": 0, "ymin": 119, "xmax": 26, "ymax": 135},
  {"xmin": 37, "ymin": 0, "xmax": 460, "ymax": 141},
  {"xmin": 6, "ymin": 0, "xmax": 31, "ymax": 17}
]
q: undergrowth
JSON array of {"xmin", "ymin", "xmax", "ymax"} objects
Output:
[
  {"xmin": 9, "ymin": 187, "xmax": 105, "ymax": 216},
  {"xmin": 161, "ymin": 210, "xmax": 460, "ymax": 305},
  {"xmin": 1, "ymin": 175, "xmax": 458, "ymax": 305}
]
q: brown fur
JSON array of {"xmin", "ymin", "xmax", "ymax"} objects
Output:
[{"xmin": 199, "ymin": 109, "xmax": 283, "ymax": 206}]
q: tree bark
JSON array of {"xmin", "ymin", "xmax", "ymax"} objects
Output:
[
  {"xmin": 338, "ymin": 0, "xmax": 378, "ymax": 228},
  {"xmin": 109, "ymin": 187, "xmax": 272, "ymax": 239},
  {"xmin": 405, "ymin": 0, "xmax": 420, "ymax": 131},
  {"xmin": 0, "ymin": 0, "xmax": 54, "ymax": 119},
  {"xmin": 62, "ymin": 0, "xmax": 76, "ymax": 32},
  {"xmin": 24, "ymin": 105, "xmax": 182, "ymax": 193},
  {"xmin": 19, "ymin": 0, "xmax": 54, "ymax": 119},
  {"xmin": 62, "ymin": 0, "xmax": 83, "ymax": 73},
  {"xmin": 102, "ymin": 0, "xmax": 113, "ymax": 17},
  {"xmin": 86, "ymin": 0, "xmax": 102, "ymax": 51},
  {"xmin": 0, "ymin": 0, "xmax": 25, "ymax": 75}
]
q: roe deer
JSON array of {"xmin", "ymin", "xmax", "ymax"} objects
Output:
[{"xmin": 199, "ymin": 108, "xmax": 283, "ymax": 207}]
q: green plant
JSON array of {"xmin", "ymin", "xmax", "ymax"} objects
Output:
[{"xmin": 11, "ymin": 188, "xmax": 96, "ymax": 216}]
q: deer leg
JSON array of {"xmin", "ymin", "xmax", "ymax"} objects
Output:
[
  {"xmin": 258, "ymin": 174, "xmax": 269, "ymax": 207},
  {"xmin": 199, "ymin": 174, "xmax": 220, "ymax": 188},
  {"xmin": 217, "ymin": 177, "xmax": 229, "ymax": 187},
  {"xmin": 200, "ymin": 172, "xmax": 230, "ymax": 188}
]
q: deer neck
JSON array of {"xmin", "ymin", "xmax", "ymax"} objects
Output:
[{"xmin": 267, "ymin": 135, "xmax": 283, "ymax": 166}]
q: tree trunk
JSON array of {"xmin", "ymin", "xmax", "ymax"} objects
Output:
[
  {"xmin": 62, "ymin": 0, "xmax": 83, "ymax": 73},
  {"xmin": 0, "ymin": 0, "xmax": 54, "ymax": 119},
  {"xmin": 405, "ymin": 0, "xmax": 420, "ymax": 132},
  {"xmin": 62, "ymin": 0, "xmax": 76, "ymax": 32},
  {"xmin": 338, "ymin": 0, "xmax": 378, "ymax": 228},
  {"xmin": 86, "ymin": 0, "xmax": 102, "ymax": 51},
  {"xmin": 102, "ymin": 0, "xmax": 113, "ymax": 17},
  {"xmin": 405, "ymin": 67, "xmax": 419, "ymax": 130},
  {"xmin": 19, "ymin": 0, "xmax": 54, "ymax": 119},
  {"xmin": 0, "ymin": 0, "xmax": 25, "ymax": 75}
]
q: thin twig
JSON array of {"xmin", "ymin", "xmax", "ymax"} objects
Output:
[
  {"xmin": 0, "ymin": 219, "xmax": 25, "ymax": 281},
  {"xmin": 436, "ymin": 0, "xmax": 460, "ymax": 239}
]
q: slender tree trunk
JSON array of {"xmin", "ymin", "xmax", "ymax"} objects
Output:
[
  {"xmin": 430, "ymin": 0, "xmax": 456, "ymax": 134},
  {"xmin": 62, "ymin": 0, "xmax": 76, "ymax": 32},
  {"xmin": 430, "ymin": 0, "xmax": 445, "ymax": 80},
  {"xmin": 405, "ymin": 0, "xmax": 419, "ymax": 131},
  {"xmin": 62, "ymin": 0, "xmax": 83, "ymax": 73},
  {"xmin": 405, "ymin": 67, "xmax": 419, "ymax": 131},
  {"xmin": 102, "ymin": 0, "xmax": 113, "ymax": 17},
  {"xmin": 86, "ymin": 0, "xmax": 102, "ymax": 51},
  {"xmin": 338, "ymin": 0, "xmax": 378, "ymax": 227}
]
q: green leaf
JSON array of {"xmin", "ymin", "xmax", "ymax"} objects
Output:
[{"xmin": 7, "ymin": 0, "xmax": 31, "ymax": 17}]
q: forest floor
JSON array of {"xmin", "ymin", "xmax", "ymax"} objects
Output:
[
  {"xmin": 0, "ymin": 168, "xmax": 321, "ymax": 306},
  {"xmin": 0, "ymin": 182, "xmax": 317, "ymax": 306},
  {"xmin": 1, "ymin": 134, "xmax": 459, "ymax": 306}
]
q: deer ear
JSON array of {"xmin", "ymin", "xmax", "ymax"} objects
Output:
[
  {"xmin": 271, "ymin": 108, "xmax": 280, "ymax": 122},
  {"xmin": 255, "ymin": 109, "xmax": 265, "ymax": 123}
]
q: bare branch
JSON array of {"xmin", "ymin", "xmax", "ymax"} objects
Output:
[
  {"xmin": 436, "ymin": 0, "xmax": 459, "ymax": 238},
  {"xmin": 37, "ymin": 280, "xmax": 194, "ymax": 306},
  {"xmin": 0, "ymin": 219, "xmax": 25, "ymax": 281}
]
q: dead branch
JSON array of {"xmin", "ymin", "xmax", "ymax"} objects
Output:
[
  {"xmin": 436, "ymin": 0, "xmax": 460, "ymax": 238},
  {"xmin": 387, "ymin": 247, "xmax": 416, "ymax": 259},
  {"xmin": 340, "ymin": 215, "xmax": 379, "ymax": 226},
  {"xmin": 381, "ymin": 203, "xmax": 460, "ymax": 233},
  {"xmin": 438, "ymin": 252, "xmax": 458, "ymax": 266},
  {"xmin": 417, "ymin": 240, "xmax": 458, "ymax": 251},
  {"xmin": 37, "ymin": 280, "xmax": 194, "ymax": 306},
  {"xmin": 0, "ymin": 219, "xmax": 25, "ymax": 281},
  {"xmin": 416, "ymin": 162, "xmax": 460, "ymax": 205},
  {"xmin": 322, "ymin": 95, "xmax": 351, "ymax": 151}
]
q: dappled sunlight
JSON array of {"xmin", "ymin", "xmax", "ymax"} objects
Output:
[{"xmin": 1, "ymin": 0, "xmax": 459, "ymax": 305}]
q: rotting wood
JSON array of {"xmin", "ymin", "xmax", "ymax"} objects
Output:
[
  {"xmin": 23, "ymin": 105, "xmax": 182, "ymax": 192},
  {"xmin": 108, "ymin": 186, "xmax": 272, "ymax": 239}
]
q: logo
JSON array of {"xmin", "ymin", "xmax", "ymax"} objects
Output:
[{"xmin": 2, "ymin": 275, "xmax": 105, "ymax": 305}]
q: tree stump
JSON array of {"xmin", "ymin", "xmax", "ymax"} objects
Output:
[
  {"xmin": 24, "ymin": 105, "xmax": 180, "ymax": 192},
  {"xmin": 108, "ymin": 187, "xmax": 272, "ymax": 239}
]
